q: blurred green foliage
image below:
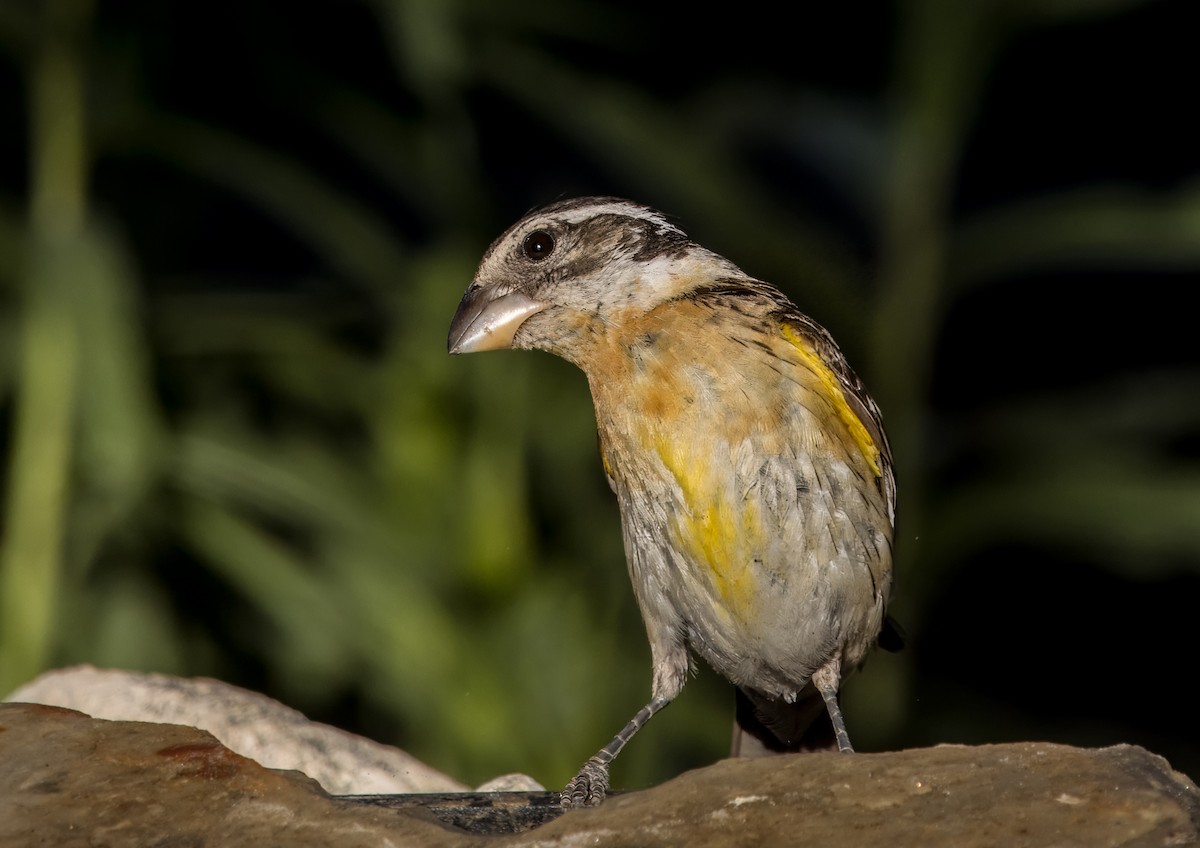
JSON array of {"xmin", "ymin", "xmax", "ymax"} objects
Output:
[{"xmin": 1, "ymin": 0, "xmax": 1197, "ymax": 789}]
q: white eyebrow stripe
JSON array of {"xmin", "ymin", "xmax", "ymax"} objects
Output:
[{"xmin": 553, "ymin": 200, "xmax": 681, "ymax": 232}]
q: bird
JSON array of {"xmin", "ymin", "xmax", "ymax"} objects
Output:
[{"xmin": 447, "ymin": 196, "xmax": 897, "ymax": 808}]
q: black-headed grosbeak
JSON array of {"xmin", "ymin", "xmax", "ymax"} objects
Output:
[{"xmin": 448, "ymin": 197, "xmax": 897, "ymax": 807}]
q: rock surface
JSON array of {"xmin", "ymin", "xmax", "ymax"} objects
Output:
[
  {"xmin": 5, "ymin": 665, "xmax": 466, "ymax": 795},
  {"xmin": 2, "ymin": 701, "xmax": 1197, "ymax": 846}
]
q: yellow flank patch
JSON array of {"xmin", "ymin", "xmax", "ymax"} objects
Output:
[
  {"xmin": 652, "ymin": 435, "xmax": 760, "ymax": 620},
  {"xmin": 779, "ymin": 323, "xmax": 881, "ymax": 478}
]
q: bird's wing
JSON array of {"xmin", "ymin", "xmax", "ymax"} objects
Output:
[
  {"xmin": 681, "ymin": 277, "xmax": 896, "ymax": 525},
  {"xmin": 777, "ymin": 310, "xmax": 896, "ymax": 525}
]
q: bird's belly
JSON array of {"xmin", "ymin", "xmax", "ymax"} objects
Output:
[{"xmin": 619, "ymin": 440, "xmax": 891, "ymax": 698}]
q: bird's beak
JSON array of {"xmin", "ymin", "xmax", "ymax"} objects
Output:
[{"xmin": 447, "ymin": 286, "xmax": 548, "ymax": 354}]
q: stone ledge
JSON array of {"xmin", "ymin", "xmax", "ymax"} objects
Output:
[{"xmin": 2, "ymin": 701, "xmax": 1197, "ymax": 846}]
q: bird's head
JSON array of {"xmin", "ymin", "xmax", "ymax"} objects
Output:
[{"xmin": 448, "ymin": 197, "xmax": 736, "ymax": 366}]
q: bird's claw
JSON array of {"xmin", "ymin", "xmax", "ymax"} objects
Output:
[{"xmin": 560, "ymin": 758, "xmax": 610, "ymax": 808}]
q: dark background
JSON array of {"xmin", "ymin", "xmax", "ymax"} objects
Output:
[{"xmin": 1, "ymin": 0, "xmax": 1196, "ymax": 789}]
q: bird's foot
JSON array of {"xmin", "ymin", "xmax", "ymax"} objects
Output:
[{"xmin": 560, "ymin": 757, "xmax": 610, "ymax": 808}]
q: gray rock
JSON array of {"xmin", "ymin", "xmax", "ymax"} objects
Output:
[
  {"xmin": 5, "ymin": 665, "xmax": 466, "ymax": 795},
  {"xmin": 476, "ymin": 772, "xmax": 548, "ymax": 792},
  {"xmin": 2, "ymin": 701, "xmax": 1197, "ymax": 846}
]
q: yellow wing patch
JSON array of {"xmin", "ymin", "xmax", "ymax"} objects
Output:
[{"xmin": 779, "ymin": 323, "xmax": 882, "ymax": 478}]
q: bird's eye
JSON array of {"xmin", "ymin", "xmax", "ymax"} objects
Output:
[{"xmin": 522, "ymin": 230, "xmax": 555, "ymax": 262}]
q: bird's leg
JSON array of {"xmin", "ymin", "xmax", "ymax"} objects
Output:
[
  {"xmin": 561, "ymin": 696, "xmax": 671, "ymax": 808},
  {"xmin": 811, "ymin": 658, "xmax": 854, "ymax": 753}
]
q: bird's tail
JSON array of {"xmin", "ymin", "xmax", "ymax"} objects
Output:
[{"xmin": 730, "ymin": 686, "xmax": 836, "ymax": 756}]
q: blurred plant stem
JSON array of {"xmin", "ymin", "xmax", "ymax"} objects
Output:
[
  {"xmin": 874, "ymin": 0, "xmax": 999, "ymax": 579},
  {"xmin": 0, "ymin": 0, "xmax": 91, "ymax": 691}
]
